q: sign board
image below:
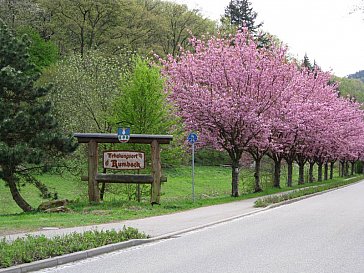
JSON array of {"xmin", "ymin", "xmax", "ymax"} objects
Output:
[
  {"xmin": 117, "ymin": 127, "xmax": 130, "ymax": 143},
  {"xmin": 187, "ymin": 132, "xmax": 198, "ymax": 144},
  {"xmin": 103, "ymin": 151, "xmax": 145, "ymax": 170}
]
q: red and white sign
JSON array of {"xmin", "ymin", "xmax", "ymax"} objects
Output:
[{"xmin": 103, "ymin": 151, "xmax": 145, "ymax": 170}]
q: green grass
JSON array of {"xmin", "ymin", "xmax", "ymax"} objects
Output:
[
  {"xmin": 254, "ymin": 176, "xmax": 364, "ymax": 207},
  {"xmin": 0, "ymin": 165, "xmax": 362, "ymax": 235},
  {"xmin": 0, "ymin": 173, "xmax": 85, "ymax": 215},
  {"xmin": 0, "ymin": 227, "xmax": 147, "ymax": 269}
]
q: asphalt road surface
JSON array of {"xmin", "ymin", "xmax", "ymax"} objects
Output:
[{"xmin": 38, "ymin": 181, "xmax": 364, "ymax": 273}]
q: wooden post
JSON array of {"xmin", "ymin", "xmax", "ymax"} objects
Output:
[
  {"xmin": 136, "ymin": 169, "xmax": 141, "ymax": 202},
  {"xmin": 150, "ymin": 140, "xmax": 161, "ymax": 205},
  {"xmin": 100, "ymin": 168, "xmax": 107, "ymax": 201},
  {"xmin": 88, "ymin": 140, "xmax": 100, "ymax": 203}
]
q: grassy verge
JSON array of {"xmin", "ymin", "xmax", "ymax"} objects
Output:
[
  {"xmin": 254, "ymin": 176, "xmax": 364, "ymax": 207},
  {"xmin": 0, "ymin": 227, "xmax": 147, "ymax": 269},
  {"xmin": 0, "ymin": 166, "xmax": 362, "ymax": 235}
]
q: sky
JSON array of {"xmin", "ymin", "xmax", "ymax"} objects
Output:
[{"xmin": 172, "ymin": 0, "xmax": 364, "ymax": 77}]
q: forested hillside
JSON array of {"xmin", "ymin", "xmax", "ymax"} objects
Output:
[
  {"xmin": 334, "ymin": 76, "xmax": 364, "ymax": 102},
  {"xmin": 0, "ymin": 0, "xmax": 216, "ymax": 60},
  {"xmin": 348, "ymin": 70, "xmax": 364, "ymax": 83}
]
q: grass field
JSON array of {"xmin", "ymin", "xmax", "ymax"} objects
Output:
[{"xmin": 0, "ymin": 164, "xmax": 359, "ymax": 235}]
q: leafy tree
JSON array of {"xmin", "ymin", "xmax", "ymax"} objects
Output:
[
  {"xmin": 334, "ymin": 76, "xmax": 364, "ymax": 102},
  {"xmin": 39, "ymin": 0, "xmax": 122, "ymax": 56},
  {"xmin": 38, "ymin": 51, "xmax": 131, "ymax": 133},
  {"xmin": 157, "ymin": 2, "xmax": 216, "ymax": 57},
  {"xmin": 109, "ymin": 57, "xmax": 183, "ymax": 165},
  {"xmin": 163, "ymin": 33, "xmax": 294, "ymax": 197},
  {"xmin": 2, "ymin": 0, "xmax": 216, "ymax": 58},
  {"xmin": 0, "ymin": 0, "xmax": 36, "ymax": 29},
  {"xmin": 0, "ymin": 20, "xmax": 76, "ymax": 212},
  {"xmin": 111, "ymin": 57, "xmax": 174, "ymax": 134},
  {"xmin": 16, "ymin": 26, "xmax": 59, "ymax": 70},
  {"xmin": 107, "ymin": 57, "xmax": 183, "ymax": 201}
]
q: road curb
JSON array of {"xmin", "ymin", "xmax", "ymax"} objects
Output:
[
  {"xmin": 1, "ymin": 179, "xmax": 362, "ymax": 273},
  {"xmin": 0, "ymin": 239, "xmax": 151, "ymax": 273}
]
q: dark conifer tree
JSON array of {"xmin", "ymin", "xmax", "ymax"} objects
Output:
[
  {"xmin": 223, "ymin": 0, "xmax": 263, "ymax": 32},
  {"xmin": 0, "ymin": 20, "xmax": 77, "ymax": 212},
  {"xmin": 303, "ymin": 54, "xmax": 312, "ymax": 69}
]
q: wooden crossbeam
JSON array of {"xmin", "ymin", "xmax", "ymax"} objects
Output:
[{"xmin": 81, "ymin": 174, "xmax": 167, "ymax": 184}]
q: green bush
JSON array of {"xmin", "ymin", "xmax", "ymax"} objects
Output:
[{"xmin": 0, "ymin": 227, "xmax": 147, "ymax": 268}]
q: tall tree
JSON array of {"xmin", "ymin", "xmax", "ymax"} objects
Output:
[
  {"xmin": 16, "ymin": 26, "xmax": 59, "ymax": 70},
  {"xmin": 303, "ymin": 54, "xmax": 313, "ymax": 71},
  {"xmin": 0, "ymin": 20, "xmax": 76, "ymax": 212},
  {"xmin": 109, "ymin": 57, "xmax": 183, "ymax": 163},
  {"xmin": 163, "ymin": 32, "xmax": 295, "ymax": 197},
  {"xmin": 222, "ymin": 0, "xmax": 263, "ymax": 32},
  {"xmin": 157, "ymin": 1, "xmax": 215, "ymax": 57},
  {"xmin": 38, "ymin": 51, "xmax": 131, "ymax": 133},
  {"xmin": 110, "ymin": 57, "xmax": 174, "ymax": 134},
  {"xmin": 39, "ymin": 0, "xmax": 121, "ymax": 56}
]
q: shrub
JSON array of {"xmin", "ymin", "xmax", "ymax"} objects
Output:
[{"xmin": 0, "ymin": 227, "xmax": 147, "ymax": 268}]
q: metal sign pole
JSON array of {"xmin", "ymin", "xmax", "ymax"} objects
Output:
[
  {"xmin": 187, "ymin": 132, "xmax": 198, "ymax": 203},
  {"xmin": 192, "ymin": 142, "xmax": 195, "ymax": 202}
]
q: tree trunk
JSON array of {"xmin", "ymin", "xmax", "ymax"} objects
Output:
[
  {"xmin": 100, "ymin": 182, "xmax": 106, "ymax": 201},
  {"xmin": 351, "ymin": 162, "xmax": 355, "ymax": 176},
  {"xmin": 298, "ymin": 161, "xmax": 305, "ymax": 185},
  {"xmin": 317, "ymin": 162, "xmax": 323, "ymax": 182},
  {"xmin": 330, "ymin": 161, "xmax": 334, "ymax": 179},
  {"xmin": 254, "ymin": 157, "xmax": 262, "ymax": 192},
  {"xmin": 324, "ymin": 162, "xmax": 328, "ymax": 181},
  {"xmin": 286, "ymin": 159, "xmax": 293, "ymax": 187},
  {"xmin": 151, "ymin": 140, "xmax": 162, "ymax": 204},
  {"xmin": 357, "ymin": 161, "xmax": 363, "ymax": 174},
  {"xmin": 273, "ymin": 158, "xmax": 281, "ymax": 188},
  {"xmin": 345, "ymin": 161, "xmax": 349, "ymax": 176},
  {"xmin": 3, "ymin": 168, "xmax": 33, "ymax": 212},
  {"xmin": 231, "ymin": 160, "xmax": 240, "ymax": 197},
  {"xmin": 340, "ymin": 161, "xmax": 345, "ymax": 177},
  {"xmin": 309, "ymin": 162, "xmax": 315, "ymax": 183}
]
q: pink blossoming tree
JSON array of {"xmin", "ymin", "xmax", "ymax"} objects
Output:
[{"xmin": 163, "ymin": 31, "xmax": 298, "ymax": 196}]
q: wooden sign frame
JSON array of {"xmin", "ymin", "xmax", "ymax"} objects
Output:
[{"xmin": 74, "ymin": 133, "xmax": 173, "ymax": 205}]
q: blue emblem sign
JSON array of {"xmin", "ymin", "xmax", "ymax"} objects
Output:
[
  {"xmin": 117, "ymin": 127, "xmax": 130, "ymax": 143},
  {"xmin": 187, "ymin": 132, "xmax": 198, "ymax": 144}
]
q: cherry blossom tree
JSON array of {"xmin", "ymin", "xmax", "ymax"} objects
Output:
[
  {"xmin": 163, "ymin": 31, "xmax": 296, "ymax": 196},
  {"xmin": 163, "ymin": 30, "xmax": 364, "ymax": 194}
]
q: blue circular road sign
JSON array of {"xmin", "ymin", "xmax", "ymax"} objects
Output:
[{"xmin": 187, "ymin": 132, "xmax": 198, "ymax": 144}]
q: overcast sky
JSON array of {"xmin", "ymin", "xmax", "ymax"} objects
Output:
[{"xmin": 173, "ymin": 0, "xmax": 364, "ymax": 77}]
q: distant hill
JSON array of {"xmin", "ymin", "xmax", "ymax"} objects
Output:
[
  {"xmin": 333, "ymin": 76, "xmax": 364, "ymax": 103},
  {"xmin": 348, "ymin": 70, "xmax": 364, "ymax": 83}
]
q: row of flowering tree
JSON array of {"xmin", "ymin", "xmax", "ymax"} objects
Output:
[{"xmin": 162, "ymin": 31, "xmax": 364, "ymax": 197}]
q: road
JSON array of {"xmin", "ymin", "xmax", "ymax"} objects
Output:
[{"xmin": 38, "ymin": 181, "xmax": 364, "ymax": 273}]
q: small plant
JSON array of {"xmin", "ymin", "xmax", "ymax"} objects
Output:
[{"xmin": 0, "ymin": 227, "xmax": 147, "ymax": 268}]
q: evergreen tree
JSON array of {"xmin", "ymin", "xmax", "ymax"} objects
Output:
[
  {"xmin": 303, "ymin": 54, "xmax": 312, "ymax": 69},
  {"xmin": 0, "ymin": 20, "xmax": 76, "ymax": 212},
  {"xmin": 222, "ymin": 0, "xmax": 263, "ymax": 32}
]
